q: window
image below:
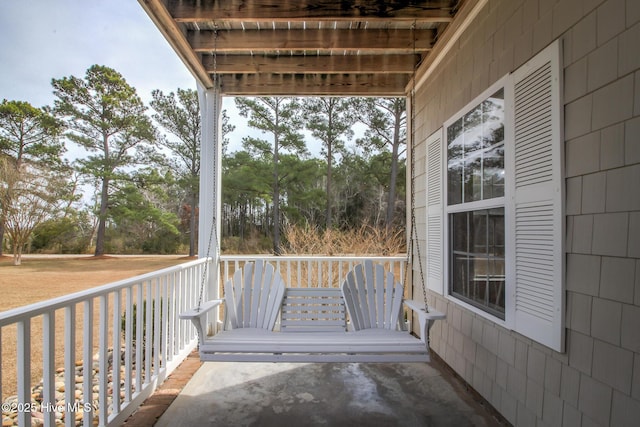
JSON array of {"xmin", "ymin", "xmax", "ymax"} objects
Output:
[
  {"xmin": 446, "ymin": 88, "xmax": 506, "ymax": 318},
  {"xmin": 423, "ymin": 40, "xmax": 565, "ymax": 352}
]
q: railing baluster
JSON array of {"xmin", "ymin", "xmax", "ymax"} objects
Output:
[
  {"xmin": 135, "ymin": 285, "xmax": 143, "ymax": 394},
  {"xmin": 124, "ymin": 287, "xmax": 133, "ymax": 403},
  {"xmin": 83, "ymin": 299, "xmax": 93, "ymax": 427},
  {"xmin": 98, "ymin": 295, "xmax": 108, "ymax": 425},
  {"xmin": 184, "ymin": 269, "xmax": 189, "ymax": 348},
  {"xmin": 328, "ymin": 260, "xmax": 333, "ymax": 288},
  {"xmin": 221, "ymin": 258, "xmax": 227, "ymax": 285},
  {"xmin": 167, "ymin": 273, "xmax": 175, "ymax": 361},
  {"xmin": 161, "ymin": 276, "xmax": 169, "ymax": 368},
  {"xmin": 0, "ymin": 328, "xmax": 3, "ymax": 400},
  {"xmin": 153, "ymin": 279, "xmax": 161, "ymax": 377},
  {"xmin": 186, "ymin": 269, "xmax": 193, "ymax": 342},
  {"xmin": 177, "ymin": 272, "xmax": 184, "ymax": 349},
  {"xmin": 17, "ymin": 319, "xmax": 31, "ymax": 427},
  {"xmin": 43, "ymin": 311, "xmax": 55, "ymax": 427},
  {"xmin": 64, "ymin": 306, "xmax": 76, "ymax": 427},
  {"xmin": 112, "ymin": 290, "xmax": 121, "ymax": 414},
  {"xmin": 144, "ymin": 282, "xmax": 152, "ymax": 385},
  {"xmin": 174, "ymin": 275, "xmax": 180, "ymax": 353},
  {"xmin": 285, "ymin": 260, "xmax": 291, "ymax": 287}
]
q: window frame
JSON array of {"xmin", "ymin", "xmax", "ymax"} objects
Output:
[{"xmin": 442, "ymin": 75, "xmax": 514, "ymax": 328}]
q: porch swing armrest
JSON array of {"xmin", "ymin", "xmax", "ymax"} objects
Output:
[
  {"xmin": 403, "ymin": 299, "xmax": 446, "ymax": 344},
  {"xmin": 180, "ymin": 299, "xmax": 224, "ymax": 320},
  {"xmin": 180, "ymin": 299, "xmax": 224, "ymax": 347}
]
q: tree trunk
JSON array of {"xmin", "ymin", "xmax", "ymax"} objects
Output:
[
  {"xmin": 386, "ymin": 104, "xmax": 403, "ymax": 234},
  {"xmin": 13, "ymin": 245, "xmax": 22, "ymax": 266},
  {"xmin": 386, "ymin": 143, "xmax": 400, "ymax": 234},
  {"xmin": 0, "ymin": 221, "xmax": 4, "ymax": 257},
  {"xmin": 326, "ymin": 114, "xmax": 333, "ymax": 229},
  {"xmin": 94, "ymin": 177, "xmax": 109, "ymax": 257},
  {"xmin": 273, "ymin": 154, "xmax": 281, "ymax": 255}
]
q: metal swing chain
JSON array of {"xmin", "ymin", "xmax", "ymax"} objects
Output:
[
  {"xmin": 403, "ymin": 21, "xmax": 429, "ymax": 313},
  {"xmin": 196, "ymin": 25, "xmax": 220, "ymax": 312}
]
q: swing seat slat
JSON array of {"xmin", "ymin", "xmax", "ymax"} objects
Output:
[{"xmin": 181, "ymin": 260, "xmax": 445, "ymax": 363}]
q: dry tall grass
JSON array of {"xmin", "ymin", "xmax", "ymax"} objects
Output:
[
  {"xmin": 283, "ymin": 224, "xmax": 406, "ymax": 256},
  {"xmin": 218, "ymin": 225, "xmax": 408, "ymax": 294}
]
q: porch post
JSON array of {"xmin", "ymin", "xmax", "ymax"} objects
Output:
[{"xmin": 197, "ymin": 81, "xmax": 222, "ymax": 303}]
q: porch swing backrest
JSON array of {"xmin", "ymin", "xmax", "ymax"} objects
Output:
[
  {"xmin": 341, "ymin": 261, "xmax": 405, "ymax": 331},
  {"xmin": 225, "ymin": 261, "xmax": 348, "ymax": 333},
  {"xmin": 224, "ymin": 260, "xmax": 286, "ymax": 330}
]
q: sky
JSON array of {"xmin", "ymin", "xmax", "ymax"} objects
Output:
[
  {"xmin": 0, "ymin": 0, "xmax": 247, "ymax": 152},
  {"xmin": 0, "ymin": 0, "xmax": 360, "ymax": 172}
]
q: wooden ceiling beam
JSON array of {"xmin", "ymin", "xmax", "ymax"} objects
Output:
[
  {"xmin": 189, "ymin": 29, "xmax": 434, "ymax": 52},
  {"xmin": 138, "ymin": 0, "xmax": 213, "ymax": 88},
  {"xmin": 168, "ymin": 0, "xmax": 454, "ymax": 23},
  {"xmin": 204, "ymin": 54, "xmax": 420, "ymax": 74},
  {"xmin": 218, "ymin": 74, "xmax": 409, "ymax": 96},
  {"xmin": 410, "ymin": 0, "xmax": 486, "ymax": 92}
]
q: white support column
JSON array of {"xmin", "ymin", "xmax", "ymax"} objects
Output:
[{"xmin": 197, "ymin": 81, "xmax": 222, "ymax": 303}]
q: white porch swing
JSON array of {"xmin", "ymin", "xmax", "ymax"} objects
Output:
[{"xmin": 180, "ymin": 24, "xmax": 445, "ymax": 363}]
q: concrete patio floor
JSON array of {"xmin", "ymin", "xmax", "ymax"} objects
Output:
[{"xmin": 154, "ymin": 357, "xmax": 504, "ymax": 427}]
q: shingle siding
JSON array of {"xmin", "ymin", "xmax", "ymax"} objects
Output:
[{"xmin": 415, "ymin": 0, "xmax": 640, "ymax": 424}]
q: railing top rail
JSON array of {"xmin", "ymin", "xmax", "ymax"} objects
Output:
[
  {"xmin": 219, "ymin": 255, "xmax": 407, "ymax": 261},
  {"xmin": 0, "ymin": 257, "xmax": 211, "ymax": 327}
]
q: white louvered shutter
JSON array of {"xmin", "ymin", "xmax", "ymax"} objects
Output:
[
  {"xmin": 425, "ymin": 129, "xmax": 444, "ymax": 294},
  {"xmin": 510, "ymin": 40, "xmax": 565, "ymax": 352}
]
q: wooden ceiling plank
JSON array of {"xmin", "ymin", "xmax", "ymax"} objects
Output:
[
  {"xmin": 189, "ymin": 29, "xmax": 434, "ymax": 52},
  {"xmin": 204, "ymin": 54, "xmax": 421, "ymax": 74},
  {"xmin": 168, "ymin": 0, "xmax": 454, "ymax": 23},
  {"xmin": 218, "ymin": 73, "xmax": 408, "ymax": 96}
]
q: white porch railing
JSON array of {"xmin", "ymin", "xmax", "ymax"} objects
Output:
[
  {"xmin": 0, "ymin": 255, "xmax": 406, "ymax": 427},
  {"xmin": 0, "ymin": 258, "xmax": 208, "ymax": 427},
  {"xmin": 219, "ymin": 255, "xmax": 407, "ymax": 290}
]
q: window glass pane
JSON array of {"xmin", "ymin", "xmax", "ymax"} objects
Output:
[
  {"xmin": 447, "ymin": 117, "xmax": 464, "ymax": 205},
  {"xmin": 451, "ymin": 211, "xmax": 468, "ymax": 252},
  {"xmin": 463, "ymin": 105, "xmax": 484, "ymax": 153},
  {"xmin": 464, "ymin": 155, "xmax": 482, "ymax": 202},
  {"xmin": 471, "ymin": 210, "xmax": 487, "ymax": 253},
  {"xmin": 449, "ymin": 208, "xmax": 505, "ymax": 319},
  {"xmin": 482, "ymin": 89, "xmax": 505, "ymax": 199},
  {"xmin": 463, "ymin": 105, "xmax": 483, "ymax": 203},
  {"xmin": 483, "ymin": 143, "xmax": 504, "ymax": 198},
  {"xmin": 488, "ymin": 208, "xmax": 505, "ymax": 257},
  {"xmin": 450, "ymin": 252, "xmax": 469, "ymax": 299},
  {"xmin": 446, "ymin": 87, "xmax": 505, "ymax": 205},
  {"xmin": 482, "ymin": 89, "xmax": 505, "ymax": 148}
]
